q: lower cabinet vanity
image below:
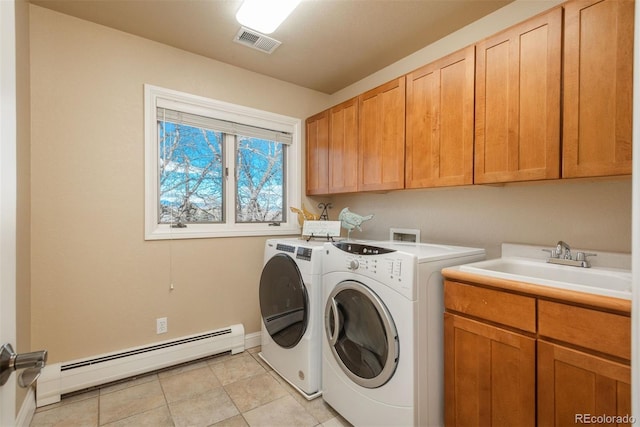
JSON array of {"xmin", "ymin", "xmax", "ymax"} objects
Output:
[{"xmin": 441, "ymin": 271, "xmax": 631, "ymax": 427}]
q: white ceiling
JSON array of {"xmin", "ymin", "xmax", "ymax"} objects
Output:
[{"xmin": 30, "ymin": 0, "xmax": 514, "ymax": 94}]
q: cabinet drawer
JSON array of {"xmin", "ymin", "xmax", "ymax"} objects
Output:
[
  {"xmin": 444, "ymin": 280, "xmax": 536, "ymax": 332},
  {"xmin": 538, "ymin": 300, "xmax": 631, "ymax": 361}
]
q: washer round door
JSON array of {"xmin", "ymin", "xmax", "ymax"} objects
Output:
[
  {"xmin": 259, "ymin": 253, "xmax": 309, "ymax": 349},
  {"xmin": 325, "ymin": 280, "xmax": 399, "ymax": 388}
]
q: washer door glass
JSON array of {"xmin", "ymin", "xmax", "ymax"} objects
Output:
[
  {"xmin": 325, "ymin": 280, "xmax": 399, "ymax": 389},
  {"xmin": 260, "ymin": 253, "xmax": 309, "ymax": 348}
]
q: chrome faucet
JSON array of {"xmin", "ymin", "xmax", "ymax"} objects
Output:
[
  {"xmin": 543, "ymin": 241, "xmax": 596, "ymax": 268},
  {"xmin": 556, "ymin": 241, "xmax": 572, "ymax": 259}
]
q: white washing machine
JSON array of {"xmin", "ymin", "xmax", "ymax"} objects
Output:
[
  {"xmin": 322, "ymin": 241, "xmax": 485, "ymax": 426},
  {"xmin": 258, "ymin": 238, "xmax": 325, "ymax": 399}
]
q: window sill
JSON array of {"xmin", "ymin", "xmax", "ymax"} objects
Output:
[{"xmin": 144, "ymin": 223, "xmax": 301, "ymax": 240}]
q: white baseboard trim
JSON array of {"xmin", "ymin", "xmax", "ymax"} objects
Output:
[
  {"xmin": 25, "ymin": 332, "xmax": 262, "ymax": 414},
  {"xmin": 245, "ymin": 331, "xmax": 261, "ymax": 349},
  {"xmin": 37, "ymin": 324, "xmax": 245, "ymax": 407},
  {"xmin": 16, "ymin": 387, "xmax": 35, "ymax": 427}
]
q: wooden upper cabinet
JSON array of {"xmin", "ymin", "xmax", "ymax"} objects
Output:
[
  {"xmin": 305, "ymin": 110, "xmax": 329, "ymax": 195},
  {"xmin": 358, "ymin": 77, "xmax": 406, "ymax": 191},
  {"xmin": 475, "ymin": 8, "xmax": 562, "ymax": 184},
  {"xmin": 563, "ymin": 0, "xmax": 634, "ymax": 178},
  {"xmin": 406, "ymin": 46, "xmax": 475, "ymax": 189},
  {"xmin": 329, "ymin": 98, "xmax": 359, "ymax": 193}
]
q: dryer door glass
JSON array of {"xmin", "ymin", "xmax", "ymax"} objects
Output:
[
  {"xmin": 325, "ymin": 281, "xmax": 399, "ymax": 389},
  {"xmin": 259, "ymin": 253, "xmax": 309, "ymax": 348}
]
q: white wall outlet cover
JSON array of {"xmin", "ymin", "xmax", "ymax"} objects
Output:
[{"xmin": 156, "ymin": 317, "xmax": 168, "ymax": 334}]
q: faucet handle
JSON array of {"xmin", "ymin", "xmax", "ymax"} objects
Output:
[
  {"xmin": 576, "ymin": 252, "xmax": 597, "ymax": 262},
  {"xmin": 542, "ymin": 248, "xmax": 560, "ymax": 258}
]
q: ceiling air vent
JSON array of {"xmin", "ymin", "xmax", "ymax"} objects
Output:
[{"xmin": 234, "ymin": 27, "xmax": 282, "ymax": 54}]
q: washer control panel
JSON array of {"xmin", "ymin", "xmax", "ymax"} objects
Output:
[
  {"xmin": 332, "ymin": 242, "xmax": 395, "ymax": 256},
  {"xmin": 327, "ymin": 242, "xmax": 417, "ymax": 300}
]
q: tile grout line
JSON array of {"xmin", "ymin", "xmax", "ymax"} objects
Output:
[
  {"xmin": 155, "ymin": 371, "xmax": 175, "ymax": 427},
  {"xmin": 31, "ymin": 348, "xmax": 346, "ymax": 427}
]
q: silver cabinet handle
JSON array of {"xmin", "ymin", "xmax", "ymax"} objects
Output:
[{"xmin": 0, "ymin": 343, "xmax": 48, "ymax": 388}]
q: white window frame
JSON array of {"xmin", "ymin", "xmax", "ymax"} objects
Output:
[{"xmin": 144, "ymin": 84, "xmax": 301, "ymax": 240}]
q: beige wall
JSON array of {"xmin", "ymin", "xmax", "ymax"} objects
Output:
[
  {"xmin": 328, "ymin": 179, "xmax": 632, "ymax": 260},
  {"xmin": 29, "ymin": 5, "xmax": 328, "ymax": 363}
]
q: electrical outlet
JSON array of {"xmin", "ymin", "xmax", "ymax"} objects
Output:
[{"xmin": 156, "ymin": 317, "xmax": 168, "ymax": 334}]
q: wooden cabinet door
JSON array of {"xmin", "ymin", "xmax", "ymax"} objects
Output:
[
  {"xmin": 329, "ymin": 97, "xmax": 358, "ymax": 193},
  {"xmin": 563, "ymin": 0, "xmax": 634, "ymax": 178},
  {"xmin": 406, "ymin": 46, "xmax": 475, "ymax": 189},
  {"xmin": 538, "ymin": 341, "xmax": 631, "ymax": 426},
  {"xmin": 358, "ymin": 77, "xmax": 406, "ymax": 191},
  {"xmin": 305, "ymin": 110, "xmax": 329, "ymax": 195},
  {"xmin": 475, "ymin": 8, "xmax": 562, "ymax": 184},
  {"xmin": 444, "ymin": 313, "xmax": 536, "ymax": 427}
]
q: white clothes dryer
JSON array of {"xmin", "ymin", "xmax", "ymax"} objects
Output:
[
  {"xmin": 259, "ymin": 238, "xmax": 325, "ymax": 399},
  {"xmin": 322, "ymin": 241, "xmax": 485, "ymax": 426}
]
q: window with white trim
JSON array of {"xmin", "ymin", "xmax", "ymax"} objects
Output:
[{"xmin": 144, "ymin": 85, "xmax": 301, "ymax": 239}]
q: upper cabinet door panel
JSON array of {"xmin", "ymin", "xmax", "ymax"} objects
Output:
[
  {"xmin": 475, "ymin": 8, "xmax": 562, "ymax": 184},
  {"xmin": 329, "ymin": 97, "xmax": 359, "ymax": 194},
  {"xmin": 406, "ymin": 46, "xmax": 475, "ymax": 189},
  {"xmin": 563, "ymin": 0, "xmax": 634, "ymax": 178},
  {"xmin": 305, "ymin": 110, "xmax": 329, "ymax": 195},
  {"xmin": 358, "ymin": 77, "xmax": 406, "ymax": 192}
]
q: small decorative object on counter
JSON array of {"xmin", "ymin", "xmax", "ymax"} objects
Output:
[
  {"xmin": 318, "ymin": 202, "xmax": 332, "ymax": 220},
  {"xmin": 338, "ymin": 207, "xmax": 374, "ymax": 238},
  {"xmin": 302, "ymin": 220, "xmax": 341, "ymax": 242},
  {"xmin": 290, "ymin": 204, "xmax": 320, "ymax": 226}
]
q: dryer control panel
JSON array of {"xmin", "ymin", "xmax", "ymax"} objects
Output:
[
  {"xmin": 325, "ymin": 242, "xmax": 417, "ymax": 300},
  {"xmin": 266, "ymin": 240, "xmax": 324, "ymax": 276},
  {"xmin": 274, "ymin": 243, "xmax": 315, "ymax": 262},
  {"xmin": 296, "ymin": 246, "xmax": 313, "ymax": 261}
]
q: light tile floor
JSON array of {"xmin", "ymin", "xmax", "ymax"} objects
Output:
[{"xmin": 30, "ymin": 346, "xmax": 352, "ymax": 427}]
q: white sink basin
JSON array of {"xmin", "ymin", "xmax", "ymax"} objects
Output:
[{"xmin": 459, "ymin": 257, "xmax": 632, "ymax": 300}]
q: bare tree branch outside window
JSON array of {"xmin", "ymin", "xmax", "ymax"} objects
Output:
[
  {"xmin": 236, "ymin": 136, "xmax": 284, "ymax": 223},
  {"xmin": 157, "ymin": 122, "xmax": 285, "ymax": 225},
  {"xmin": 158, "ymin": 121, "xmax": 224, "ymax": 224}
]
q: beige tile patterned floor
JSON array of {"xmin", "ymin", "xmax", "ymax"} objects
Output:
[{"xmin": 30, "ymin": 347, "xmax": 352, "ymax": 427}]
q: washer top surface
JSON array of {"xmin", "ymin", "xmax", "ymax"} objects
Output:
[{"xmin": 364, "ymin": 240, "xmax": 485, "ymax": 262}]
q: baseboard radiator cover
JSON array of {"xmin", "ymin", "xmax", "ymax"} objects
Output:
[{"xmin": 36, "ymin": 324, "xmax": 245, "ymax": 407}]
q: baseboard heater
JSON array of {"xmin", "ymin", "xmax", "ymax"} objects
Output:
[{"xmin": 36, "ymin": 324, "xmax": 244, "ymax": 407}]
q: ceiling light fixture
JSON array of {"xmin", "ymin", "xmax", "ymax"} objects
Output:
[{"xmin": 235, "ymin": 0, "xmax": 301, "ymax": 34}]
